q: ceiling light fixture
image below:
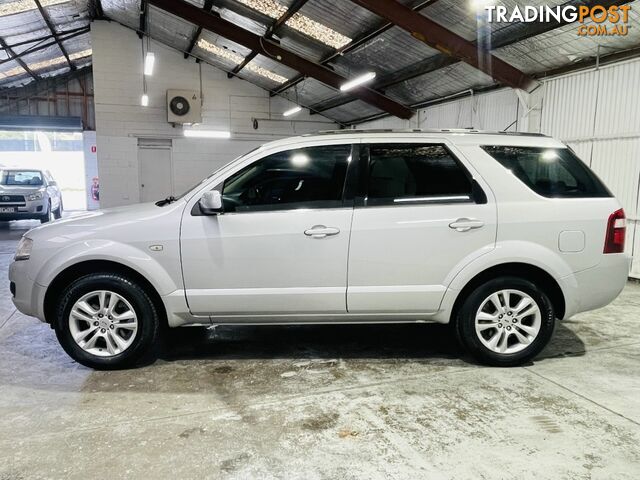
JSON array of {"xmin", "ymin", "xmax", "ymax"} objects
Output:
[
  {"xmin": 283, "ymin": 106, "xmax": 302, "ymax": 117},
  {"xmin": 340, "ymin": 72, "xmax": 376, "ymax": 92},
  {"xmin": 184, "ymin": 129, "xmax": 231, "ymax": 139},
  {"xmin": 144, "ymin": 52, "xmax": 155, "ymax": 76},
  {"xmin": 141, "ymin": 94, "xmax": 149, "ymax": 107}
]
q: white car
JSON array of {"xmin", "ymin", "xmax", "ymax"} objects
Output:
[{"xmin": 9, "ymin": 130, "xmax": 630, "ymax": 369}]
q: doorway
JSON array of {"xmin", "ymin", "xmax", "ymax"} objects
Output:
[{"xmin": 138, "ymin": 139, "xmax": 173, "ymax": 204}]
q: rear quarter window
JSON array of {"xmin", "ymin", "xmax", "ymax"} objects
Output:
[{"xmin": 482, "ymin": 146, "xmax": 611, "ymax": 198}]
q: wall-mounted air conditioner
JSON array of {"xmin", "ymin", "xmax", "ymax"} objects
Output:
[{"xmin": 167, "ymin": 89, "xmax": 202, "ymax": 125}]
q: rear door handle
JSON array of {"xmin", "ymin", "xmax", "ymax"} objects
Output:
[
  {"xmin": 449, "ymin": 218, "xmax": 484, "ymax": 232},
  {"xmin": 304, "ymin": 225, "xmax": 340, "ymax": 238}
]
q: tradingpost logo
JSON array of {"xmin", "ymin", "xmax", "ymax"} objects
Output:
[{"xmin": 482, "ymin": 3, "xmax": 631, "ymax": 37}]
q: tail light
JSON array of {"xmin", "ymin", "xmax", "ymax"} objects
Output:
[{"xmin": 604, "ymin": 208, "xmax": 626, "ymax": 254}]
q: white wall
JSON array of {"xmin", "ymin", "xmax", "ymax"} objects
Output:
[
  {"xmin": 91, "ymin": 21, "xmax": 337, "ymax": 208},
  {"xmin": 358, "ymin": 57, "xmax": 640, "ymax": 277}
]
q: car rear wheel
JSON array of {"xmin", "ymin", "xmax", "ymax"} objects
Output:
[
  {"xmin": 455, "ymin": 276, "xmax": 556, "ymax": 367},
  {"xmin": 53, "ymin": 273, "xmax": 160, "ymax": 369}
]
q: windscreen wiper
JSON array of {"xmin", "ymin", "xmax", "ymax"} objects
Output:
[{"xmin": 155, "ymin": 196, "xmax": 176, "ymax": 206}]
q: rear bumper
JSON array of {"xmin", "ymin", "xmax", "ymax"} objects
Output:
[{"xmin": 560, "ymin": 253, "xmax": 631, "ymax": 319}]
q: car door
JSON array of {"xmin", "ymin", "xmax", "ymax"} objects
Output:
[
  {"xmin": 347, "ymin": 139, "xmax": 497, "ymax": 314},
  {"xmin": 180, "ymin": 142, "xmax": 355, "ymax": 317}
]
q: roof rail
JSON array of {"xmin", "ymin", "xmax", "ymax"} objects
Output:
[{"xmin": 303, "ymin": 128, "xmax": 549, "ymax": 137}]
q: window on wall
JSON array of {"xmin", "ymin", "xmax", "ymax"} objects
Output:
[
  {"xmin": 222, "ymin": 144, "xmax": 351, "ymax": 212},
  {"xmin": 366, "ymin": 143, "xmax": 473, "ymax": 205},
  {"xmin": 482, "ymin": 146, "xmax": 611, "ymax": 198}
]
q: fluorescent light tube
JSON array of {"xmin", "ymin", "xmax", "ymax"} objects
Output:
[
  {"xmin": 283, "ymin": 106, "xmax": 302, "ymax": 117},
  {"xmin": 144, "ymin": 52, "xmax": 155, "ymax": 76},
  {"xmin": 340, "ymin": 72, "xmax": 376, "ymax": 92},
  {"xmin": 184, "ymin": 129, "xmax": 231, "ymax": 139},
  {"xmin": 141, "ymin": 94, "xmax": 149, "ymax": 106}
]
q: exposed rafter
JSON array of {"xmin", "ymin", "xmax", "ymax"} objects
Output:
[
  {"xmin": 90, "ymin": 0, "xmax": 105, "ymax": 19},
  {"xmin": 148, "ymin": 0, "xmax": 413, "ymax": 119},
  {"xmin": 348, "ymin": 0, "xmax": 536, "ymax": 91},
  {"xmin": 184, "ymin": 0, "xmax": 214, "ymax": 60},
  {"xmin": 34, "ymin": 0, "xmax": 75, "ymax": 71},
  {"xmin": 0, "ymin": 37, "xmax": 39, "ymax": 81},
  {"xmin": 312, "ymin": 0, "xmax": 633, "ymax": 116},
  {"xmin": 138, "ymin": 0, "xmax": 148, "ymax": 39},
  {"xmin": 270, "ymin": 0, "xmax": 439, "ymax": 97},
  {"xmin": 0, "ymin": 27, "xmax": 90, "ymax": 67},
  {"xmin": 228, "ymin": 0, "xmax": 309, "ymax": 79}
]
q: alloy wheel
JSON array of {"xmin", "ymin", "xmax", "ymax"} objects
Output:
[
  {"xmin": 68, "ymin": 290, "xmax": 139, "ymax": 357},
  {"xmin": 474, "ymin": 289, "xmax": 541, "ymax": 354}
]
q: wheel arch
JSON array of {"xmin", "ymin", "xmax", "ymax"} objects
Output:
[
  {"xmin": 43, "ymin": 260, "xmax": 168, "ymax": 328},
  {"xmin": 450, "ymin": 262, "xmax": 566, "ymax": 324}
]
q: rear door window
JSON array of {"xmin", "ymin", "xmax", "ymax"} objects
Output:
[
  {"xmin": 482, "ymin": 146, "xmax": 611, "ymax": 198},
  {"xmin": 365, "ymin": 143, "xmax": 473, "ymax": 205}
]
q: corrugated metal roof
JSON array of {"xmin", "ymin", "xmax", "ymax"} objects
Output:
[
  {"xmin": 495, "ymin": 6, "xmax": 640, "ymax": 74},
  {"xmin": 331, "ymin": 25, "xmax": 440, "ymax": 78},
  {"xmin": 1, "ymin": 0, "xmax": 639, "ymax": 125},
  {"xmin": 321, "ymin": 99, "xmax": 383, "ymax": 122},
  {"xmin": 385, "ymin": 62, "xmax": 496, "ymax": 106},
  {"xmin": 147, "ymin": 6, "xmax": 198, "ymax": 52}
]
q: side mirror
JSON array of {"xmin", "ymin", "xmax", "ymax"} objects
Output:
[{"xmin": 199, "ymin": 190, "xmax": 223, "ymax": 215}]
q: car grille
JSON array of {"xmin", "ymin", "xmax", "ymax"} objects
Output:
[{"xmin": 0, "ymin": 195, "xmax": 26, "ymax": 206}]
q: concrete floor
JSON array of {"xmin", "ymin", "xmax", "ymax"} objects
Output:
[{"xmin": 1, "ymin": 220, "xmax": 639, "ymax": 480}]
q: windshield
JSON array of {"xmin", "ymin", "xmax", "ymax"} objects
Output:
[
  {"xmin": 0, "ymin": 170, "xmax": 44, "ymax": 186},
  {"xmin": 171, "ymin": 146, "xmax": 263, "ymax": 202}
]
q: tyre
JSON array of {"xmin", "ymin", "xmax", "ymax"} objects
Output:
[
  {"xmin": 40, "ymin": 201, "xmax": 53, "ymax": 223},
  {"xmin": 53, "ymin": 199, "xmax": 63, "ymax": 219},
  {"xmin": 455, "ymin": 276, "xmax": 555, "ymax": 367},
  {"xmin": 53, "ymin": 273, "xmax": 160, "ymax": 370}
]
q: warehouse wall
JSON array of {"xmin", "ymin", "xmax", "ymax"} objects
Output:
[
  {"xmin": 91, "ymin": 21, "xmax": 337, "ymax": 207},
  {"xmin": 358, "ymin": 57, "xmax": 640, "ymax": 278},
  {"xmin": 0, "ymin": 69, "xmax": 95, "ymax": 130}
]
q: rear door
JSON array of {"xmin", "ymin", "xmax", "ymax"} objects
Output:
[{"xmin": 347, "ymin": 139, "xmax": 497, "ymax": 314}]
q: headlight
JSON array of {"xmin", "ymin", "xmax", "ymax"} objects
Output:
[
  {"xmin": 14, "ymin": 237, "xmax": 33, "ymax": 261},
  {"xmin": 28, "ymin": 192, "xmax": 44, "ymax": 201}
]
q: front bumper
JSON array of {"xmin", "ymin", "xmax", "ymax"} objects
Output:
[
  {"xmin": 0, "ymin": 198, "xmax": 47, "ymax": 220},
  {"xmin": 8, "ymin": 259, "xmax": 47, "ymax": 322}
]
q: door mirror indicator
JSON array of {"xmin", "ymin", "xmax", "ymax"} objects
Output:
[{"xmin": 199, "ymin": 190, "xmax": 223, "ymax": 215}]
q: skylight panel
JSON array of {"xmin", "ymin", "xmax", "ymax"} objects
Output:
[
  {"xmin": 197, "ymin": 39, "xmax": 288, "ymax": 84},
  {"xmin": 236, "ymin": 0, "xmax": 352, "ymax": 49},
  {"xmin": 0, "ymin": 0, "xmax": 69, "ymax": 17}
]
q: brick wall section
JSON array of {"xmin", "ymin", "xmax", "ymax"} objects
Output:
[{"xmin": 91, "ymin": 21, "xmax": 337, "ymax": 207}]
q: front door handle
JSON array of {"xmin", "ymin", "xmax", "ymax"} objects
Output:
[
  {"xmin": 304, "ymin": 225, "xmax": 340, "ymax": 238},
  {"xmin": 449, "ymin": 218, "xmax": 484, "ymax": 232}
]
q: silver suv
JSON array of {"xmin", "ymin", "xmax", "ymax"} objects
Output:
[{"xmin": 0, "ymin": 168, "xmax": 63, "ymax": 223}]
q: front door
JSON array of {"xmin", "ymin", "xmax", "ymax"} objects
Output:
[
  {"xmin": 347, "ymin": 141, "xmax": 497, "ymax": 314},
  {"xmin": 180, "ymin": 143, "xmax": 354, "ymax": 317}
]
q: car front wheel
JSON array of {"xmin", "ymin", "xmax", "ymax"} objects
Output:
[
  {"xmin": 455, "ymin": 276, "xmax": 556, "ymax": 367},
  {"xmin": 39, "ymin": 201, "xmax": 53, "ymax": 223},
  {"xmin": 53, "ymin": 273, "xmax": 160, "ymax": 369},
  {"xmin": 53, "ymin": 199, "xmax": 63, "ymax": 219}
]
